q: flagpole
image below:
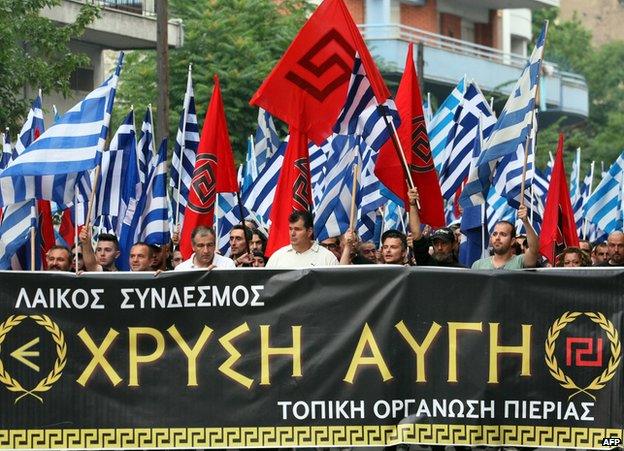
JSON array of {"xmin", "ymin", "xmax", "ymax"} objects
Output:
[
  {"xmin": 349, "ymin": 161, "xmax": 361, "ymax": 231},
  {"xmin": 481, "ymin": 203, "xmax": 486, "ymax": 258},
  {"xmin": 30, "ymin": 203, "xmax": 37, "ymax": 271},
  {"xmin": 520, "ymin": 20, "xmax": 548, "ymax": 208},
  {"xmin": 377, "ymin": 106, "xmax": 420, "ymax": 210},
  {"xmin": 175, "ymin": 64, "xmax": 192, "ymax": 231},
  {"xmin": 582, "ymin": 161, "xmax": 595, "ymax": 239}
]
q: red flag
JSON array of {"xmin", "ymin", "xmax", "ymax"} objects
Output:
[
  {"xmin": 59, "ymin": 207, "xmax": 75, "ymax": 247},
  {"xmin": 37, "ymin": 200, "xmax": 55, "ymax": 267},
  {"xmin": 539, "ymin": 133, "xmax": 579, "ymax": 263},
  {"xmin": 179, "ymin": 75, "xmax": 238, "ymax": 259},
  {"xmin": 374, "ymin": 43, "xmax": 445, "ymax": 227},
  {"xmin": 265, "ymin": 128, "xmax": 312, "ymax": 256},
  {"xmin": 250, "ymin": 0, "xmax": 389, "ymax": 145}
]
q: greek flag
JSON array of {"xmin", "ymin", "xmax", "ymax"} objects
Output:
[
  {"xmin": 241, "ymin": 136, "xmax": 258, "ymax": 195},
  {"xmin": 314, "ymin": 135, "xmax": 358, "ymax": 241},
  {"xmin": 1, "ymin": 130, "xmax": 11, "ymax": 170},
  {"xmin": 583, "ymin": 150, "xmax": 624, "ymax": 233},
  {"xmin": 0, "ymin": 54, "xmax": 122, "ymax": 209},
  {"xmin": 254, "ymin": 108, "xmax": 281, "ymax": 173},
  {"xmin": 356, "ymin": 144, "xmax": 386, "ymax": 242},
  {"xmin": 486, "ymin": 187, "xmax": 516, "ymax": 234},
  {"xmin": 0, "ymin": 202, "xmax": 35, "ymax": 269},
  {"xmin": 439, "ymin": 81, "xmax": 496, "ymax": 199},
  {"xmin": 242, "ymin": 143, "xmax": 286, "ymax": 225},
  {"xmin": 575, "ymin": 162, "xmax": 594, "ymax": 234},
  {"xmin": 333, "ymin": 55, "xmax": 400, "ymax": 152},
  {"xmin": 310, "ymin": 139, "xmax": 330, "ymax": 206},
  {"xmin": 170, "ymin": 65, "xmax": 199, "ymax": 227},
  {"xmin": 476, "ymin": 23, "xmax": 546, "ymax": 205},
  {"xmin": 13, "ymin": 93, "xmax": 45, "ymax": 157},
  {"xmin": 216, "ymin": 193, "xmax": 249, "ymax": 256},
  {"xmin": 118, "ymin": 138, "xmax": 170, "ymax": 270},
  {"xmin": 429, "ymin": 77, "xmax": 466, "ymax": 173},
  {"xmin": 137, "ymin": 105, "xmax": 154, "ymax": 185},
  {"xmin": 94, "ymin": 109, "xmax": 137, "ymax": 233},
  {"xmin": 383, "ymin": 199, "xmax": 406, "ymax": 233}
]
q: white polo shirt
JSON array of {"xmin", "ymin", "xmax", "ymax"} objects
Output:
[
  {"xmin": 174, "ymin": 253, "xmax": 236, "ymax": 270},
  {"xmin": 266, "ymin": 242, "xmax": 339, "ymax": 269}
]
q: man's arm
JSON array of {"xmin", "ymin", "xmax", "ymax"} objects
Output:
[
  {"xmin": 519, "ymin": 204, "xmax": 539, "ymax": 267},
  {"xmin": 340, "ymin": 229, "xmax": 355, "ymax": 265},
  {"xmin": 79, "ymin": 227, "xmax": 102, "ymax": 272},
  {"xmin": 407, "ymin": 187, "xmax": 422, "ymax": 240}
]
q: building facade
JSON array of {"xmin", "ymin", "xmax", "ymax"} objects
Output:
[{"xmin": 346, "ymin": 0, "xmax": 588, "ymax": 123}]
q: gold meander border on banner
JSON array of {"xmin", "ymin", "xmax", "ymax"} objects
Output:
[{"xmin": 0, "ymin": 425, "xmax": 623, "ymax": 449}]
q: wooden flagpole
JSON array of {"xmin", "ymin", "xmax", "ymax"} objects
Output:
[{"xmin": 349, "ymin": 162, "xmax": 361, "ymax": 230}]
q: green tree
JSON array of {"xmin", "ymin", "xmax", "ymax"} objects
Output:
[
  {"xmin": 0, "ymin": 0, "xmax": 99, "ymax": 130},
  {"xmin": 532, "ymin": 8, "xmax": 624, "ymax": 172},
  {"xmin": 117, "ymin": 0, "xmax": 312, "ymax": 159}
]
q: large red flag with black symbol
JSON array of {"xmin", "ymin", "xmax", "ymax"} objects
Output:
[
  {"xmin": 375, "ymin": 43, "xmax": 445, "ymax": 227},
  {"xmin": 539, "ymin": 133, "xmax": 579, "ymax": 264},
  {"xmin": 180, "ymin": 75, "xmax": 238, "ymax": 259},
  {"xmin": 264, "ymin": 128, "xmax": 312, "ymax": 256},
  {"xmin": 250, "ymin": 0, "xmax": 389, "ymax": 145}
]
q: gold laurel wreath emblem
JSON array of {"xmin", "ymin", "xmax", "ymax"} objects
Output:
[
  {"xmin": 545, "ymin": 311, "xmax": 621, "ymax": 401},
  {"xmin": 0, "ymin": 314, "xmax": 67, "ymax": 404}
]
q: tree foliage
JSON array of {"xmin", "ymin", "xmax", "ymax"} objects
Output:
[
  {"xmin": 116, "ymin": 0, "xmax": 312, "ymax": 159},
  {"xmin": 0, "ymin": 0, "xmax": 99, "ymax": 131},
  {"xmin": 532, "ymin": 8, "xmax": 624, "ymax": 172}
]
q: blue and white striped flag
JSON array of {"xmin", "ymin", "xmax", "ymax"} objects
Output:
[
  {"xmin": 439, "ymin": 81, "xmax": 496, "ymax": 199},
  {"xmin": 137, "ymin": 105, "xmax": 154, "ymax": 185},
  {"xmin": 170, "ymin": 65, "xmax": 199, "ymax": 227},
  {"xmin": 118, "ymin": 138, "xmax": 170, "ymax": 270},
  {"xmin": 0, "ymin": 202, "xmax": 35, "ymax": 269},
  {"xmin": 242, "ymin": 143, "xmax": 286, "ymax": 225},
  {"xmin": 0, "ymin": 54, "xmax": 122, "ymax": 209},
  {"xmin": 13, "ymin": 93, "xmax": 45, "ymax": 158},
  {"xmin": 216, "ymin": 192, "xmax": 249, "ymax": 256},
  {"xmin": 356, "ymin": 143, "xmax": 386, "ymax": 242},
  {"xmin": 241, "ymin": 136, "xmax": 258, "ymax": 195},
  {"xmin": 583, "ymin": 150, "xmax": 624, "ymax": 233},
  {"xmin": 254, "ymin": 108, "xmax": 281, "ymax": 173},
  {"xmin": 474, "ymin": 23, "xmax": 546, "ymax": 208},
  {"xmin": 383, "ymin": 199, "xmax": 406, "ymax": 233},
  {"xmin": 310, "ymin": 138, "xmax": 330, "ymax": 207},
  {"xmin": 94, "ymin": 109, "xmax": 137, "ymax": 233},
  {"xmin": 314, "ymin": 135, "xmax": 358, "ymax": 241},
  {"xmin": 1, "ymin": 130, "xmax": 11, "ymax": 170},
  {"xmin": 486, "ymin": 187, "xmax": 516, "ymax": 234},
  {"xmin": 575, "ymin": 162, "xmax": 594, "ymax": 235},
  {"xmin": 429, "ymin": 77, "xmax": 466, "ymax": 173}
]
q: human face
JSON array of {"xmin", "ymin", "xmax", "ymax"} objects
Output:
[
  {"xmin": 192, "ymin": 233, "xmax": 216, "ymax": 267},
  {"xmin": 229, "ymin": 229, "xmax": 247, "ymax": 256},
  {"xmin": 382, "ymin": 237, "xmax": 406, "ymax": 264},
  {"xmin": 607, "ymin": 233, "xmax": 624, "ymax": 264},
  {"xmin": 252, "ymin": 255, "xmax": 265, "ymax": 268},
  {"xmin": 130, "ymin": 245, "xmax": 152, "ymax": 272},
  {"xmin": 593, "ymin": 245, "xmax": 608, "ymax": 264},
  {"xmin": 320, "ymin": 238, "xmax": 341, "ymax": 259},
  {"xmin": 150, "ymin": 246, "xmax": 164, "ymax": 270},
  {"xmin": 250, "ymin": 233, "xmax": 264, "ymax": 253},
  {"xmin": 71, "ymin": 246, "xmax": 84, "ymax": 271},
  {"xmin": 289, "ymin": 218, "xmax": 313, "ymax": 250},
  {"xmin": 46, "ymin": 249, "xmax": 71, "ymax": 271},
  {"xmin": 359, "ymin": 242, "xmax": 376, "ymax": 262},
  {"xmin": 96, "ymin": 240, "xmax": 119, "ymax": 269},
  {"xmin": 490, "ymin": 223, "xmax": 514, "ymax": 255},
  {"xmin": 172, "ymin": 250, "xmax": 183, "ymax": 268},
  {"xmin": 563, "ymin": 252, "xmax": 582, "ymax": 267}
]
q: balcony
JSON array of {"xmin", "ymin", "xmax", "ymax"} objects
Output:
[
  {"xmin": 360, "ymin": 23, "xmax": 588, "ymax": 123},
  {"xmin": 42, "ymin": 0, "xmax": 183, "ymax": 50},
  {"xmin": 463, "ymin": 0, "xmax": 559, "ymax": 8}
]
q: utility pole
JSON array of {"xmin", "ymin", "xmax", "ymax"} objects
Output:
[
  {"xmin": 156, "ymin": 0, "xmax": 169, "ymax": 152},
  {"xmin": 416, "ymin": 42, "xmax": 425, "ymax": 99}
]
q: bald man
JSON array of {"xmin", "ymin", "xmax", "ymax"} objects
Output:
[{"xmin": 603, "ymin": 231, "xmax": 624, "ymax": 267}]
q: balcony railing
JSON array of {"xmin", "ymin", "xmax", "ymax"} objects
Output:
[
  {"xmin": 84, "ymin": 0, "xmax": 155, "ymax": 16},
  {"xmin": 359, "ymin": 23, "xmax": 585, "ymax": 85}
]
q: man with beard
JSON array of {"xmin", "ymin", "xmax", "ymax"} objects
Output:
[
  {"xmin": 601, "ymin": 231, "xmax": 624, "ymax": 267},
  {"xmin": 471, "ymin": 204, "xmax": 539, "ymax": 269},
  {"xmin": 45, "ymin": 246, "xmax": 72, "ymax": 271},
  {"xmin": 407, "ymin": 187, "xmax": 463, "ymax": 267}
]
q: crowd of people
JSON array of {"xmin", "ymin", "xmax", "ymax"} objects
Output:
[{"xmin": 41, "ymin": 188, "xmax": 624, "ymax": 273}]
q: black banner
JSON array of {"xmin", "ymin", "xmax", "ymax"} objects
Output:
[{"xmin": 0, "ymin": 268, "xmax": 623, "ymax": 449}]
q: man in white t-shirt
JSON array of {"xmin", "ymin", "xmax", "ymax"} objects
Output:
[
  {"xmin": 266, "ymin": 211, "xmax": 339, "ymax": 269},
  {"xmin": 175, "ymin": 226, "xmax": 235, "ymax": 270}
]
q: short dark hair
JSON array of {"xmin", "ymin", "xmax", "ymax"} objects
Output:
[
  {"xmin": 191, "ymin": 226, "xmax": 215, "ymax": 244},
  {"xmin": 253, "ymin": 229, "xmax": 267, "ymax": 242},
  {"xmin": 252, "ymin": 251, "xmax": 267, "ymax": 263},
  {"xmin": 47, "ymin": 245, "xmax": 71, "ymax": 259},
  {"xmin": 493, "ymin": 220, "xmax": 516, "ymax": 238},
  {"xmin": 381, "ymin": 229, "xmax": 407, "ymax": 250},
  {"xmin": 231, "ymin": 224, "xmax": 252, "ymax": 241},
  {"xmin": 97, "ymin": 233, "xmax": 119, "ymax": 251},
  {"xmin": 289, "ymin": 210, "xmax": 314, "ymax": 229},
  {"xmin": 131, "ymin": 242, "xmax": 154, "ymax": 258}
]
